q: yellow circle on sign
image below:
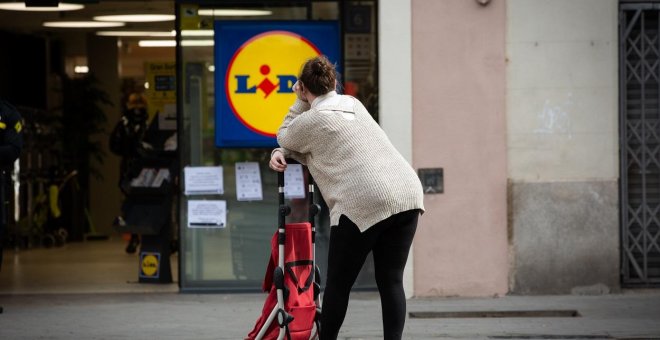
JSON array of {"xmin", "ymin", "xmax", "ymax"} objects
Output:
[
  {"xmin": 226, "ymin": 31, "xmax": 320, "ymax": 137},
  {"xmin": 141, "ymin": 254, "xmax": 159, "ymax": 277}
]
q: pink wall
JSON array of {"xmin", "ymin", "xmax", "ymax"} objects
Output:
[{"xmin": 412, "ymin": 0, "xmax": 508, "ymax": 296}]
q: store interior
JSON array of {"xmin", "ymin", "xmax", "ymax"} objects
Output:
[{"xmin": 0, "ymin": 0, "xmax": 178, "ymax": 294}]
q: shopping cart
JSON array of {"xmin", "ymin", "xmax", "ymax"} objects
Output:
[{"xmin": 246, "ymin": 165, "xmax": 322, "ymax": 340}]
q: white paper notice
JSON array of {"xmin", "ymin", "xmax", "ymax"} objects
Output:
[
  {"xmin": 235, "ymin": 162, "xmax": 263, "ymax": 201},
  {"xmin": 284, "ymin": 164, "xmax": 305, "ymax": 199},
  {"xmin": 188, "ymin": 200, "xmax": 226, "ymax": 228},
  {"xmin": 159, "ymin": 103, "xmax": 177, "ymax": 130},
  {"xmin": 184, "ymin": 166, "xmax": 224, "ymax": 195},
  {"xmin": 151, "ymin": 168, "xmax": 170, "ymax": 188},
  {"xmin": 130, "ymin": 168, "xmax": 157, "ymax": 187}
]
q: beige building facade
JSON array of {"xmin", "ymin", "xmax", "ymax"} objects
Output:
[{"xmin": 381, "ymin": 0, "xmax": 622, "ymax": 296}]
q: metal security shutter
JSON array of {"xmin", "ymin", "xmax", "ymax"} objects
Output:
[{"xmin": 620, "ymin": 3, "xmax": 660, "ymax": 286}]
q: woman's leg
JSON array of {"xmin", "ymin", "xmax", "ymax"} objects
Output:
[
  {"xmin": 320, "ymin": 216, "xmax": 372, "ymax": 340},
  {"xmin": 372, "ymin": 210, "xmax": 419, "ymax": 340}
]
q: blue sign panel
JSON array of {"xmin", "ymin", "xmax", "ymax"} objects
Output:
[{"xmin": 214, "ymin": 21, "xmax": 340, "ymax": 148}]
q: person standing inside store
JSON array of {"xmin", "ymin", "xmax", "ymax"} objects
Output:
[
  {"xmin": 0, "ymin": 99, "xmax": 23, "ymax": 313},
  {"xmin": 109, "ymin": 93, "xmax": 148, "ymax": 254},
  {"xmin": 269, "ymin": 56, "xmax": 424, "ymax": 340}
]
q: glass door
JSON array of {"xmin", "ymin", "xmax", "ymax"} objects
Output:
[{"xmin": 176, "ymin": 0, "xmax": 378, "ymax": 292}]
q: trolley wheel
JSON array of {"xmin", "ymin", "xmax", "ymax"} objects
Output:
[
  {"xmin": 41, "ymin": 234, "xmax": 56, "ymax": 248},
  {"xmin": 57, "ymin": 228, "xmax": 69, "ymax": 243}
]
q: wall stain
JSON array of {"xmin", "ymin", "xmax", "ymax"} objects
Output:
[{"xmin": 534, "ymin": 93, "xmax": 574, "ymax": 137}]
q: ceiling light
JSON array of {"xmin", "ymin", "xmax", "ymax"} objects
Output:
[
  {"xmin": 94, "ymin": 14, "xmax": 175, "ymax": 22},
  {"xmin": 180, "ymin": 30, "xmax": 214, "ymax": 37},
  {"xmin": 74, "ymin": 66, "xmax": 89, "ymax": 74},
  {"xmin": 0, "ymin": 2, "xmax": 83, "ymax": 11},
  {"xmin": 138, "ymin": 40, "xmax": 176, "ymax": 47},
  {"xmin": 138, "ymin": 39, "xmax": 215, "ymax": 47},
  {"xmin": 198, "ymin": 9, "xmax": 272, "ymax": 16},
  {"xmin": 97, "ymin": 31, "xmax": 174, "ymax": 37},
  {"xmin": 44, "ymin": 21, "xmax": 125, "ymax": 28},
  {"xmin": 182, "ymin": 40, "xmax": 214, "ymax": 47}
]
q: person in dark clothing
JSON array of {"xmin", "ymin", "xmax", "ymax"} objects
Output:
[
  {"xmin": 109, "ymin": 93, "xmax": 148, "ymax": 253},
  {"xmin": 0, "ymin": 99, "xmax": 23, "ymax": 314},
  {"xmin": 110, "ymin": 93, "xmax": 149, "ymax": 177}
]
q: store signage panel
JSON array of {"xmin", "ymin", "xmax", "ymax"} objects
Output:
[
  {"xmin": 214, "ymin": 21, "xmax": 340, "ymax": 147},
  {"xmin": 145, "ymin": 62, "xmax": 176, "ymax": 130}
]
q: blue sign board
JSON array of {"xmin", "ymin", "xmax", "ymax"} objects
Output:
[{"xmin": 214, "ymin": 21, "xmax": 340, "ymax": 148}]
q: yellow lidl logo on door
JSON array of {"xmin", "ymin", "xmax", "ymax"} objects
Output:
[
  {"xmin": 215, "ymin": 22, "xmax": 340, "ymax": 147},
  {"xmin": 140, "ymin": 252, "xmax": 160, "ymax": 278},
  {"xmin": 225, "ymin": 31, "xmax": 320, "ymax": 137}
]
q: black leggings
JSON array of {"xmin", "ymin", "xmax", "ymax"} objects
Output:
[{"xmin": 320, "ymin": 209, "xmax": 419, "ymax": 340}]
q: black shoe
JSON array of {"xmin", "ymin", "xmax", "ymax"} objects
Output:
[{"xmin": 125, "ymin": 235, "xmax": 139, "ymax": 254}]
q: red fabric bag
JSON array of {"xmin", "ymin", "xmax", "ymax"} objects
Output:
[{"xmin": 246, "ymin": 223, "xmax": 317, "ymax": 340}]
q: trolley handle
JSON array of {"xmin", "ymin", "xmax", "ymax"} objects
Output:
[{"xmin": 277, "ymin": 159, "xmax": 320, "ymax": 224}]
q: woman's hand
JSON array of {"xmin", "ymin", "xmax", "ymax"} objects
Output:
[{"xmin": 269, "ymin": 149, "xmax": 287, "ymax": 172}]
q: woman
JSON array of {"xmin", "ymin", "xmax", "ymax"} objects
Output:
[{"xmin": 269, "ymin": 56, "xmax": 424, "ymax": 340}]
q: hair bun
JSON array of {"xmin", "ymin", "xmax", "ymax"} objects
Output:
[
  {"xmin": 299, "ymin": 55, "xmax": 336, "ymax": 95},
  {"xmin": 312, "ymin": 60, "xmax": 327, "ymax": 76}
]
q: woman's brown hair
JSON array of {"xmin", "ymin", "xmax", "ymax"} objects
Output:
[{"xmin": 298, "ymin": 55, "xmax": 336, "ymax": 96}]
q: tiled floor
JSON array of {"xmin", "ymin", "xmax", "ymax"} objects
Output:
[{"xmin": 0, "ymin": 237, "xmax": 178, "ymax": 294}]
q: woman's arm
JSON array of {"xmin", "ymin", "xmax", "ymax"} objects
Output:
[{"xmin": 276, "ymin": 98, "xmax": 314, "ymax": 154}]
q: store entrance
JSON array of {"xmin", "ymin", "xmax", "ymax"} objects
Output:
[
  {"xmin": 0, "ymin": 0, "xmax": 379, "ymax": 294},
  {"xmin": 0, "ymin": 1, "xmax": 178, "ymax": 294}
]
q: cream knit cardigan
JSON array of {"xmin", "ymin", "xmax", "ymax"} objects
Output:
[{"xmin": 274, "ymin": 91, "xmax": 424, "ymax": 232}]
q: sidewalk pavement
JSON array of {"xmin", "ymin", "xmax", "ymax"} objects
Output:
[{"xmin": 1, "ymin": 291, "xmax": 659, "ymax": 339}]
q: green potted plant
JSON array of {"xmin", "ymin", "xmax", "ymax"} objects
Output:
[{"xmin": 55, "ymin": 74, "xmax": 111, "ymax": 241}]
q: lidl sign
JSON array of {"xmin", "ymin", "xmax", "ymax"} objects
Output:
[
  {"xmin": 214, "ymin": 21, "xmax": 340, "ymax": 147},
  {"xmin": 139, "ymin": 252, "xmax": 160, "ymax": 278}
]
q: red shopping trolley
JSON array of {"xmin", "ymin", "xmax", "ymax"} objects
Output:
[{"xmin": 246, "ymin": 166, "xmax": 322, "ymax": 340}]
